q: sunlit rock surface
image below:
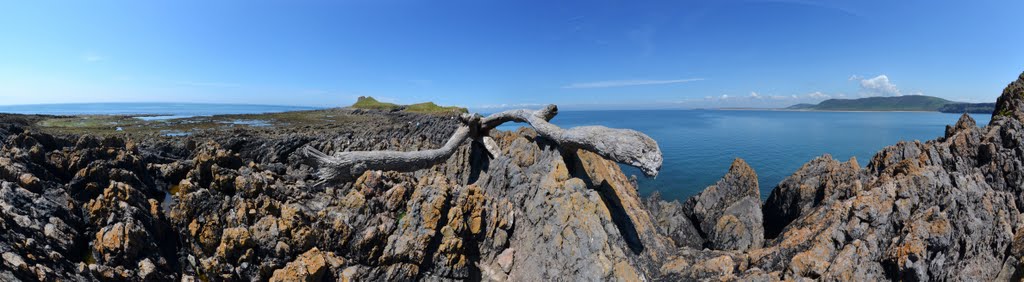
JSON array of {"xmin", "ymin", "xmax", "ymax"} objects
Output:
[{"xmin": 2, "ymin": 72, "xmax": 1024, "ymax": 280}]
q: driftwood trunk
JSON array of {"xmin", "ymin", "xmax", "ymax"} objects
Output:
[{"xmin": 299, "ymin": 105, "xmax": 662, "ymax": 183}]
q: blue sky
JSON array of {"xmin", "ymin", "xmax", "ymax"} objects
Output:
[{"xmin": 1, "ymin": 1, "xmax": 1022, "ymax": 110}]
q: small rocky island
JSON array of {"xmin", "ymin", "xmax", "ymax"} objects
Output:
[{"xmin": 2, "ymin": 72, "xmax": 1024, "ymax": 281}]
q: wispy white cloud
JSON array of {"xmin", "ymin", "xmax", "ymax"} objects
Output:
[
  {"xmin": 562, "ymin": 78, "xmax": 704, "ymax": 89},
  {"xmin": 807, "ymin": 91, "xmax": 830, "ymax": 99},
  {"xmin": 682, "ymin": 90, "xmax": 839, "ymax": 108},
  {"xmin": 712, "ymin": 91, "xmax": 837, "ymax": 101},
  {"xmin": 82, "ymin": 53, "xmax": 105, "ymax": 62},
  {"xmin": 858, "ymin": 75, "xmax": 902, "ymax": 96}
]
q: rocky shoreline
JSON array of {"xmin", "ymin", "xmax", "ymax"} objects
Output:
[{"xmin": 2, "ymin": 72, "xmax": 1024, "ymax": 281}]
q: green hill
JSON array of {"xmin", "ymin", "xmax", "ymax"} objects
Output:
[
  {"xmin": 937, "ymin": 102, "xmax": 995, "ymax": 114},
  {"xmin": 351, "ymin": 96, "xmax": 402, "ymax": 111},
  {"xmin": 786, "ymin": 95, "xmax": 955, "ymax": 111},
  {"xmin": 404, "ymin": 102, "xmax": 468, "ymax": 114},
  {"xmin": 350, "ymin": 96, "xmax": 467, "ymax": 114}
]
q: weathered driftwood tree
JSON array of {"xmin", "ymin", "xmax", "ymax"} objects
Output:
[{"xmin": 300, "ymin": 104, "xmax": 662, "ymax": 184}]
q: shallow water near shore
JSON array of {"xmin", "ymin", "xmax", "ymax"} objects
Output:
[
  {"xmin": 0, "ymin": 102, "xmax": 319, "ymax": 119},
  {"xmin": 501, "ymin": 109, "xmax": 992, "ymax": 202}
]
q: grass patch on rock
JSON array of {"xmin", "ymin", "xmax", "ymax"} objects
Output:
[
  {"xmin": 351, "ymin": 96, "xmax": 402, "ymax": 111},
  {"xmin": 350, "ymin": 96, "xmax": 467, "ymax": 114}
]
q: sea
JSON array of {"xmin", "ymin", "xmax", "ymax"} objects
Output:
[
  {"xmin": 521, "ymin": 110, "xmax": 991, "ymax": 201},
  {"xmin": 0, "ymin": 103, "xmax": 319, "ymax": 120},
  {"xmin": 0, "ymin": 103, "xmax": 990, "ymax": 202}
]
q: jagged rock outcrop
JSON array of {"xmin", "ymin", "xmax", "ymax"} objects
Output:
[
  {"xmin": 0, "ymin": 107, "xmax": 671, "ymax": 281},
  {"xmin": 678, "ymin": 159, "xmax": 764, "ymax": 252},
  {"xmin": 644, "ymin": 192, "xmax": 705, "ymax": 249},
  {"xmin": 994, "ymin": 71, "xmax": 1024, "ymax": 121},
  {"xmin": 4, "ymin": 71, "xmax": 1024, "ymax": 281},
  {"xmin": 664, "ymin": 71, "xmax": 1024, "ymax": 280},
  {"xmin": 762, "ymin": 154, "xmax": 864, "ymax": 239}
]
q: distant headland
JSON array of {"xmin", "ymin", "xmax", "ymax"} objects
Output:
[
  {"xmin": 785, "ymin": 95, "xmax": 995, "ymax": 113},
  {"xmin": 350, "ymin": 96, "xmax": 468, "ymax": 114}
]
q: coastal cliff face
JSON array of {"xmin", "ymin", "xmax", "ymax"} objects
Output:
[
  {"xmin": 0, "ymin": 110, "xmax": 667, "ymax": 281},
  {"xmin": 2, "ymin": 72, "xmax": 1024, "ymax": 281}
]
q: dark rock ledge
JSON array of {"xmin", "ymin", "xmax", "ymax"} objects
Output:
[{"xmin": 1, "ymin": 71, "xmax": 1024, "ymax": 281}]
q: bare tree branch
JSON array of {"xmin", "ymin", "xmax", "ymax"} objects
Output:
[
  {"xmin": 480, "ymin": 104, "xmax": 558, "ymax": 131},
  {"xmin": 482, "ymin": 105, "xmax": 662, "ymax": 177},
  {"xmin": 299, "ymin": 114, "xmax": 480, "ymax": 183},
  {"xmin": 299, "ymin": 104, "xmax": 663, "ymax": 184}
]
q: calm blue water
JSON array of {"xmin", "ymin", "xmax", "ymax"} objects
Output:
[
  {"xmin": 0, "ymin": 103, "xmax": 319, "ymax": 120},
  {"xmin": 501, "ymin": 110, "xmax": 991, "ymax": 201}
]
